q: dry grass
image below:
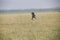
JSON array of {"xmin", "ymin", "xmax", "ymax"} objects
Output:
[{"xmin": 0, "ymin": 12, "xmax": 60, "ymax": 40}]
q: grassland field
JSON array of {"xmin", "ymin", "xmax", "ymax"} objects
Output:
[{"xmin": 0, "ymin": 12, "xmax": 60, "ymax": 40}]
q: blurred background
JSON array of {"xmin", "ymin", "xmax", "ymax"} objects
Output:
[{"xmin": 0, "ymin": 0, "xmax": 60, "ymax": 10}]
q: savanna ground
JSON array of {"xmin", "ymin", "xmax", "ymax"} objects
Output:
[{"xmin": 0, "ymin": 12, "xmax": 60, "ymax": 40}]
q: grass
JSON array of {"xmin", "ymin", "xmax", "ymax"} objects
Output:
[{"xmin": 0, "ymin": 12, "xmax": 60, "ymax": 40}]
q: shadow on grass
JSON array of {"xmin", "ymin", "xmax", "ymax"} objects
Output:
[
  {"xmin": 0, "ymin": 33, "xmax": 4, "ymax": 40},
  {"xmin": 53, "ymin": 27, "xmax": 60, "ymax": 40},
  {"xmin": 0, "ymin": 33, "xmax": 12, "ymax": 40},
  {"xmin": 57, "ymin": 28, "xmax": 60, "ymax": 40}
]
